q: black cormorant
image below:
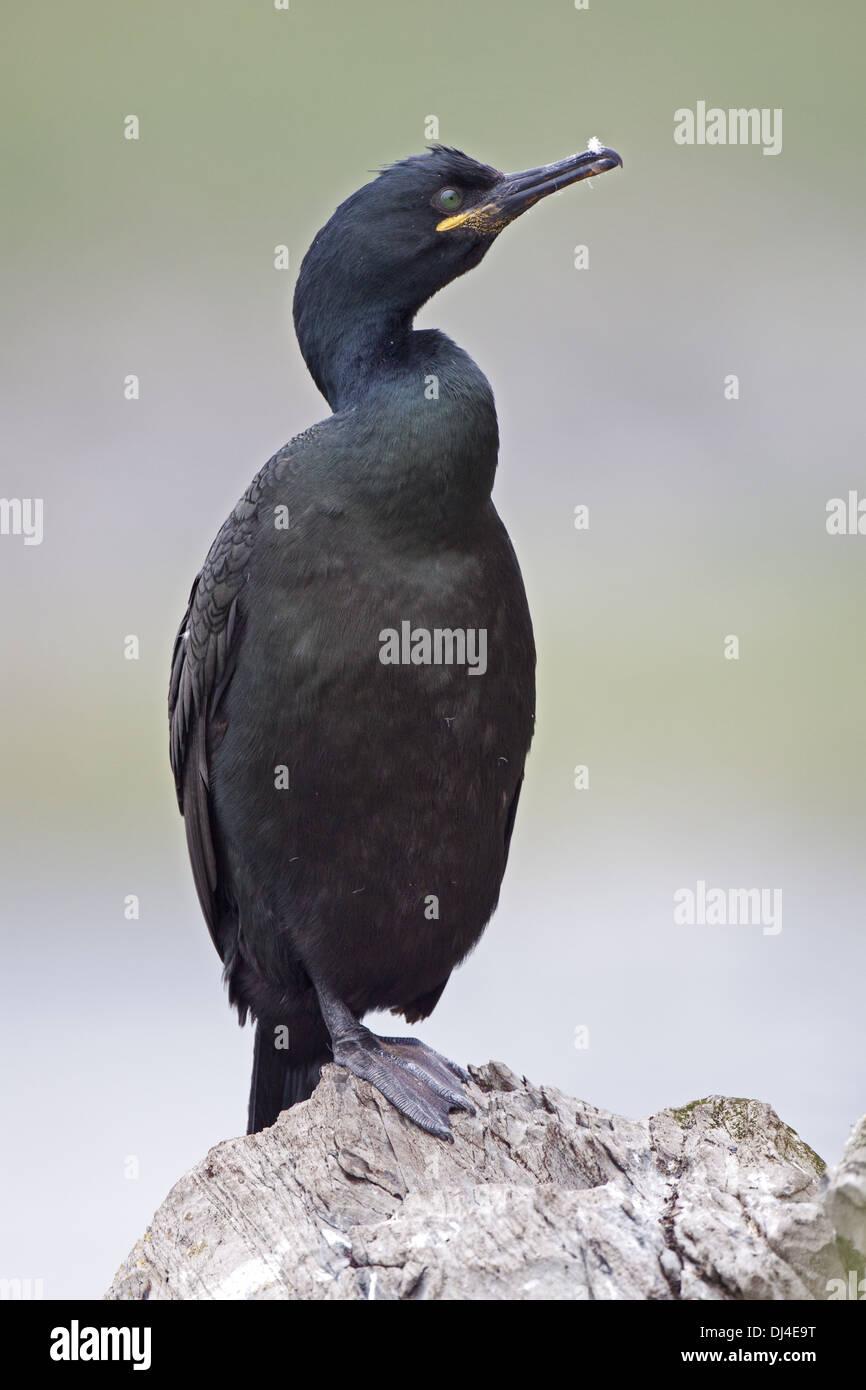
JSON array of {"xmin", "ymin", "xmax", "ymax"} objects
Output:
[{"xmin": 169, "ymin": 142, "xmax": 622, "ymax": 1139}]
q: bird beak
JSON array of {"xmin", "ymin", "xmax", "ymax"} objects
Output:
[{"xmin": 436, "ymin": 146, "xmax": 623, "ymax": 234}]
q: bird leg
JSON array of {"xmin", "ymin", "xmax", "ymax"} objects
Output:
[{"xmin": 313, "ymin": 979, "xmax": 474, "ymax": 1141}]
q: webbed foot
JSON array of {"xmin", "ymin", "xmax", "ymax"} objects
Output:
[{"xmin": 332, "ymin": 1026, "xmax": 473, "ymax": 1140}]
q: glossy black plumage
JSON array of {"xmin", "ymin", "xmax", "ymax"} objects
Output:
[{"xmin": 169, "ymin": 142, "xmax": 621, "ymax": 1137}]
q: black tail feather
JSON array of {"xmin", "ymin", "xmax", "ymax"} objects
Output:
[{"xmin": 247, "ymin": 1023, "xmax": 327, "ymax": 1134}]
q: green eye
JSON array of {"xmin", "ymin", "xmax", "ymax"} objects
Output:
[{"xmin": 436, "ymin": 187, "xmax": 462, "ymax": 212}]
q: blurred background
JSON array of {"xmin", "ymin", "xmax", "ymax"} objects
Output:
[{"xmin": 2, "ymin": 0, "xmax": 864, "ymax": 1298}]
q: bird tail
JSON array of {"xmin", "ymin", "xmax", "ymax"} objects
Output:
[{"xmin": 247, "ymin": 1023, "xmax": 326, "ymax": 1134}]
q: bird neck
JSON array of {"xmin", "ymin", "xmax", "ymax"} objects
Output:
[
  {"xmin": 293, "ymin": 252, "xmax": 500, "ymax": 538},
  {"xmin": 297, "ymin": 287, "xmax": 409, "ymax": 409},
  {"xmin": 310, "ymin": 326, "xmax": 500, "ymax": 545}
]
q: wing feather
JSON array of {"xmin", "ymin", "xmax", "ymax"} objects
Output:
[{"xmin": 168, "ymin": 473, "xmax": 267, "ymax": 948}]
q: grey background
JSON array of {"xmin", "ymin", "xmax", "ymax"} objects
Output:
[{"xmin": 2, "ymin": 0, "xmax": 864, "ymax": 1298}]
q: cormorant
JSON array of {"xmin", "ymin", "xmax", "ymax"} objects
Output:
[{"xmin": 169, "ymin": 142, "xmax": 622, "ymax": 1139}]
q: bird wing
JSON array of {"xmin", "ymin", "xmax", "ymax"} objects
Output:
[{"xmin": 168, "ymin": 477, "xmax": 264, "ymax": 949}]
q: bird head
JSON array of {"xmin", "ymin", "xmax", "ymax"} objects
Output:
[{"xmin": 293, "ymin": 143, "xmax": 622, "ymax": 406}]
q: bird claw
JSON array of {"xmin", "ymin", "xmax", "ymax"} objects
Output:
[{"xmin": 332, "ymin": 1030, "xmax": 474, "ymax": 1140}]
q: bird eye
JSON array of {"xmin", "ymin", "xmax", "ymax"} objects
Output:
[{"xmin": 436, "ymin": 187, "xmax": 463, "ymax": 212}]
